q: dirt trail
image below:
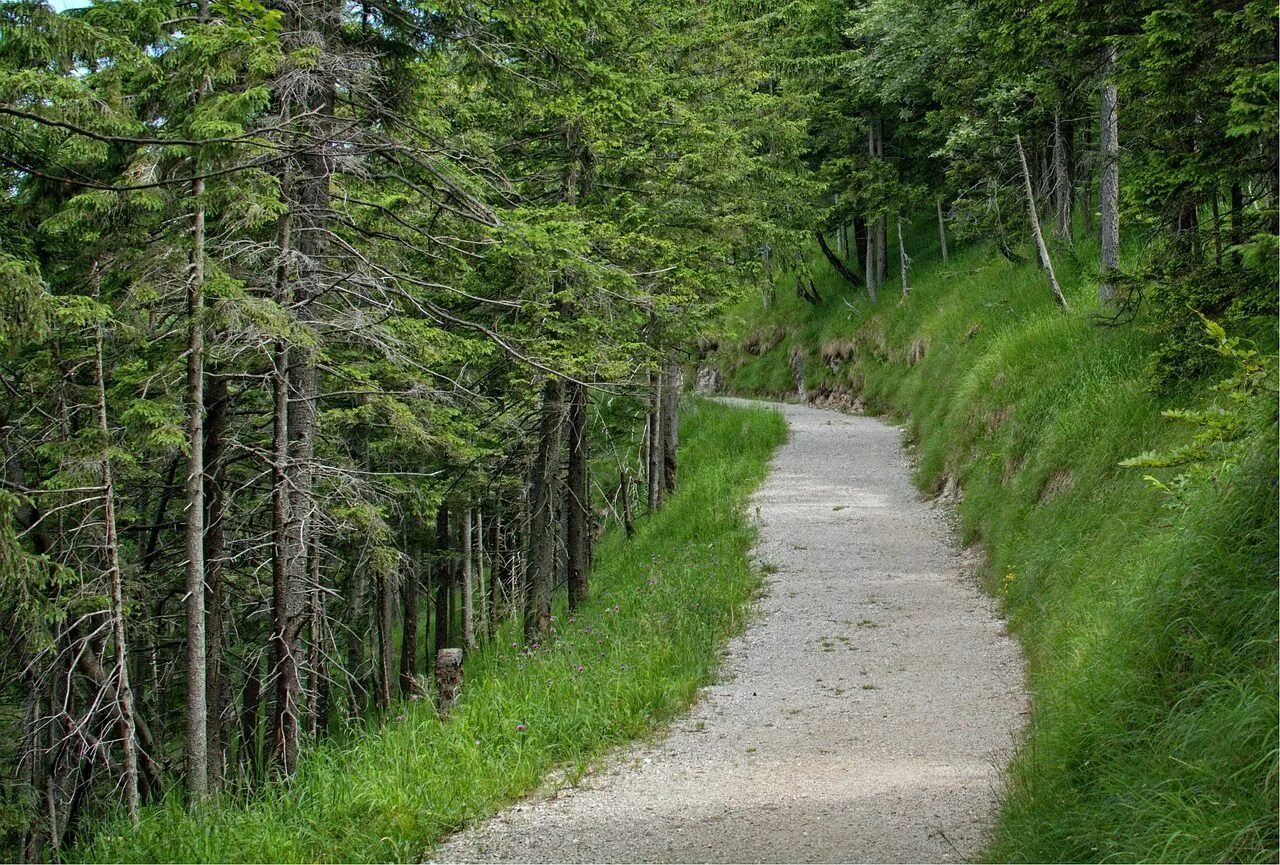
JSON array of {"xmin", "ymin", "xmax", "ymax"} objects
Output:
[{"xmin": 431, "ymin": 399, "xmax": 1026, "ymax": 864}]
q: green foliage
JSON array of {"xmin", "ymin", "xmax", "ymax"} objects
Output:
[{"xmin": 73, "ymin": 399, "xmax": 787, "ymax": 864}]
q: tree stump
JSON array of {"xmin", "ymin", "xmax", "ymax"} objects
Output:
[{"xmin": 435, "ymin": 648, "xmax": 463, "ymax": 718}]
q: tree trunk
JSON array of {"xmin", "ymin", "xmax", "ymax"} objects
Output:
[
  {"xmin": 620, "ymin": 470, "xmax": 635, "ymax": 539},
  {"xmin": 1099, "ymin": 44, "xmax": 1121, "ymax": 304},
  {"xmin": 661, "ymin": 357, "xmax": 679, "ymax": 494},
  {"xmin": 1230, "ymin": 183, "xmax": 1244, "ymax": 263},
  {"xmin": 524, "ymin": 378, "xmax": 565, "ymax": 643},
  {"xmin": 936, "ymin": 200, "xmax": 949, "ymax": 263},
  {"xmin": 1081, "ymin": 122, "xmax": 1094, "ymax": 239},
  {"xmin": 375, "ymin": 573, "xmax": 393, "ymax": 710},
  {"xmin": 863, "ymin": 215, "xmax": 878, "ymax": 302},
  {"xmin": 434, "ymin": 505, "xmax": 452, "ymax": 656},
  {"xmin": 875, "ymin": 118, "xmax": 887, "ymax": 291},
  {"xmin": 202, "ymin": 373, "xmax": 230, "ymax": 791},
  {"xmin": 399, "ymin": 552, "xmax": 420, "ymax": 697},
  {"xmin": 462, "ymin": 508, "xmax": 475, "ymax": 651},
  {"xmin": 183, "ymin": 163, "xmax": 209, "ymax": 801},
  {"xmin": 94, "ymin": 312, "xmax": 140, "ymax": 824},
  {"xmin": 486, "ymin": 510, "xmax": 502, "ymax": 638},
  {"xmin": 897, "ymin": 217, "xmax": 911, "ymax": 298},
  {"xmin": 1053, "ymin": 109, "xmax": 1073, "ymax": 246},
  {"xmin": 566, "ymin": 382, "xmax": 590, "ymax": 610},
  {"xmin": 815, "ymin": 231, "xmax": 862, "ymax": 287},
  {"xmin": 238, "ymin": 658, "xmax": 261, "ymax": 781},
  {"xmin": 1017, "ymin": 134, "xmax": 1069, "ymax": 309},
  {"xmin": 646, "ymin": 369, "xmax": 663, "ymax": 512}
]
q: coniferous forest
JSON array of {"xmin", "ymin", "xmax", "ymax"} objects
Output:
[{"xmin": 0, "ymin": 0, "xmax": 1275, "ymax": 861}]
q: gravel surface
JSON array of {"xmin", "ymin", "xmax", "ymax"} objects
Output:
[{"xmin": 431, "ymin": 400, "xmax": 1026, "ymax": 864}]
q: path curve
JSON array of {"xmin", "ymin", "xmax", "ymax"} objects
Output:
[{"xmin": 432, "ymin": 400, "xmax": 1026, "ymax": 864}]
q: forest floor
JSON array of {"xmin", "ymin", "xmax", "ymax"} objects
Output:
[{"xmin": 431, "ymin": 399, "xmax": 1026, "ymax": 863}]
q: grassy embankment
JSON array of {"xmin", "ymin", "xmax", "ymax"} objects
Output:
[
  {"xmin": 76, "ymin": 398, "xmax": 787, "ymax": 863},
  {"xmin": 713, "ymin": 229, "xmax": 1277, "ymax": 863}
]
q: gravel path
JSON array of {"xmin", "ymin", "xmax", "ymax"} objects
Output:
[{"xmin": 431, "ymin": 399, "xmax": 1026, "ymax": 864}]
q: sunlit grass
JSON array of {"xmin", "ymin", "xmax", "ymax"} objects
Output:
[
  {"xmin": 716, "ymin": 226, "xmax": 1278, "ymax": 863},
  {"xmin": 75, "ymin": 398, "xmax": 788, "ymax": 863}
]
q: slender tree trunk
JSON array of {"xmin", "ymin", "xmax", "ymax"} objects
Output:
[
  {"xmin": 399, "ymin": 551, "xmax": 420, "ymax": 697},
  {"xmin": 566, "ymin": 382, "xmax": 590, "ymax": 610},
  {"xmin": 94, "ymin": 312, "xmax": 140, "ymax": 824},
  {"xmin": 661, "ymin": 357, "xmax": 679, "ymax": 493},
  {"xmin": 852, "ymin": 217, "xmax": 867, "ymax": 275},
  {"xmin": 816, "ymin": 231, "xmax": 862, "ymax": 286},
  {"xmin": 203, "ymin": 373, "xmax": 230, "ymax": 791},
  {"xmin": 620, "ymin": 470, "xmax": 634, "ymax": 538},
  {"xmin": 306, "ymin": 538, "xmax": 324, "ymax": 735},
  {"xmin": 462, "ymin": 508, "xmax": 475, "ymax": 651},
  {"xmin": 268, "ymin": 204, "xmax": 301, "ymax": 776},
  {"xmin": 524, "ymin": 379, "xmax": 565, "ymax": 642},
  {"xmin": 863, "ymin": 215, "xmax": 877, "ymax": 302},
  {"xmin": 375, "ymin": 572, "xmax": 393, "ymax": 710},
  {"xmin": 897, "ymin": 217, "xmax": 910, "ymax": 298},
  {"xmin": 1053, "ymin": 109, "xmax": 1073, "ymax": 246},
  {"xmin": 344, "ymin": 559, "xmax": 370, "ymax": 716},
  {"xmin": 183, "ymin": 246, "xmax": 208, "ymax": 795},
  {"xmin": 1230, "ymin": 183, "xmax": 1244, "ymax": 263},
  {"xmin": 646, "ymin": 369, "xmax": 663, "ymax": 512},
  {"xmin": 434, "ymin": 505, "xmax": 452, "ymax": 655},
  {"xmin": 875, "ymin": 118, "xmax": 888, "ymax": 292},
  {"xmin": 486, "ymin": 510, "xmax": 501, "ymax": 638},
  {"xmin": 1099, "ymin": 44, "xmax": 1121, "ymax": 304},
  {"xmin": 1081, "ymin": 122, "xmax": 1094, "ymax": 239},
  {"xmin": 1017, "ymin": 134, "xmax": 1069, "ymax": 309},
  {"xmin": 238, "ymin": 658, "xmax": 261, "ymax": 780},
  {"xmin": 936, "ymin": 200, "xmax": 949, "ymax": 263}
]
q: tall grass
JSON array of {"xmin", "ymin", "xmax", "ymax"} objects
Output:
[
  {"xmin": 75, "ymin": 398, "xmax": 787, "ymax": 863},
  {"xmin": 715, "ymin": 226, "xmax": 1278, "ymax": 863}
]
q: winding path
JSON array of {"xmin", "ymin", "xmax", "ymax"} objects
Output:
[{"xmin": 432, "ymin": 400, "xmax": 1026, "ymax": 864}]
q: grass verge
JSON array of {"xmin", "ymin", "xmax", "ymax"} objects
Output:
[
  {"xmin": 713, "ymin": 232, "xmax": 1277, "ymax": 863},
  {"xmin": 75, "ymin": 397, "xmax": 787, "ymax": 863}
]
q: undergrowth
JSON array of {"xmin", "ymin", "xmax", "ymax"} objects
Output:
[
  {"xmin": 713, "ymin": 225, "xmax": 1278, "ymax": 863},
  {"xmin": 75, "ymin": 398, "xmax": 787, "ymax": 863}
]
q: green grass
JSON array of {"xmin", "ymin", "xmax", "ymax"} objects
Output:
[
  {"xmin": 714, "ymin": 227, "xmax": 1278, "ymax": 863},
  {"xmin": 75, "ymin": 397, "xmax": 788, "ymax": 863}
]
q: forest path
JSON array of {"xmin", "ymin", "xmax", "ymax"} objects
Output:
[{"xmin": 431, "ymin": 399, "xmax": 1025, "ymax": 863}]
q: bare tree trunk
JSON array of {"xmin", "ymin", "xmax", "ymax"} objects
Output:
[
  {"xmin": 524, "ymin": 379, "xmax": 565, "ymax": 642},
  {"xmin": 203, "ymin": 374, "xmax": 230, "ymax": 791},
  {"xmin": 936, "ymin": 200, "xmax": 949, "ymax": 262},
  {"xmin": 1017, "ymin": 134, "xmax": 1070, "ymax": 309},
  {"xmin": 1053, "ymin": 109, "xmax": 1073, "ymax": 246},
  {"xmin": 462, "ymin": 508, "xmax": 475, "ymax": 651},
  {"xmin": 237, "ymin": 657, "xmax": 261, "ymax": 780},
  {"xmin": 375, "ymin": 573, "xmax": 393, "ymax": 710},
  {"xmin": 183, "ymin": 158, "xmax": 209, "ymax": 802},
  {"xmin": 486, "ymin": 510, "xmax": 501, "ymax": 638},
  {"xmin": 94, "ymin": 311, "xmax": 140, "ymax": 824},
  {"xmin": 863, "ymin": 214, "xmax": 878, "ymax": 302},
  {"xmin": 1230, "ymin": 183, "xmax": 1244, "ymax": 263},
  {"xmin": 268, "ymin": 203, "xmax": 301, "ymax": 776},
  {"xmin": 897, "ymin": 217, "xmax": 911, "ymax": 297},
  {"xmin": 620, "ymin": 470, "xmax": 635, "ymax": 538},
  {"xmin": 434, "ymin": 505, "xmax": 452, "ymax": 656},
  {"xmin": 566, "ymin": 382, "xmax": 590, "ymax": 610},
  {"xmin": 473, "ymin": 511, "xmax": 486, "ymax": 642},
  {"xmin": 816, "ymin": 231, "xmax": 862, "ymax": 287},
  {"xmin": 875, "ymin": 118, "xmax": 888, "ymax": 292},
  {"xmin": 399, "ymin": 552, "xmax": 420, "ymax": 697},
  {"xmin": 646, "ymin": 369, "xmax": 663, "ymax": 512},
  {"xmin": 661, "ymin": 357, "xmax": 679, "ymax": 493},
  {"xmin": 1099, "ymin": 44, "xmax": 1121, "ymax": 304}
]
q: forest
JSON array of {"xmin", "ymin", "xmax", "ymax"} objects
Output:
[{"xmin": 0, "ymin": 0, "xmax": 1275, "ymax": 861}]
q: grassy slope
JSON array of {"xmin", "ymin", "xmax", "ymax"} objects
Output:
[
  {"xmin": 714, "ymin": 231, "xmax": 1278, "ymax": 863},
  {"xmin": 76, "ymin": 398, "xmax": 787, "ymax": 863}
]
